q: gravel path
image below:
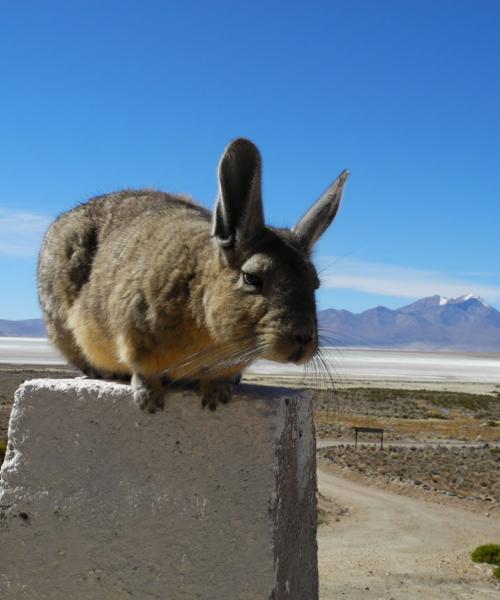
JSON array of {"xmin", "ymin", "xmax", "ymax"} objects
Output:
[{"xmin": 317, "ymin": 464, "xmax": 500, "ymax": 599}]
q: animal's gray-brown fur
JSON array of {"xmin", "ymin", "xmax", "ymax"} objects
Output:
[{"xmin": 38, "ymin": 139, "xmax": 348, "ymax": 412}]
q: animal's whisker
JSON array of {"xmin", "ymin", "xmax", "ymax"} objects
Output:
[
  {"xmin": 159, "ymin": 336, "xmax": 257, "ymax": 377},
  {"xmin": 318, "ymin": 337, "xmax": 345, "ymax": 372},
  {"xmin": 165, "ymin": 340, "xmax": 272, "ymax": 383},
  {"xmin": 318, "ymin": 326, "xmax": 371, "ymax": 347},
  {"xmin": 316, "ymin": 247, "xmax": 362, "ymax": 276},
  {"xmin": 169, "ymin": 346, "xmax": 271, "ymax": 388}
]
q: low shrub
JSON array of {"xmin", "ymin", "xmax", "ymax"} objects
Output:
[
  {"xmin": 493, "ymin": 565, "xmax": 500, "ymax": 580},
  {"xmin": 427, "ymin": 410, "xmax": 450, "ymax": 420},
  {"xmin": 471, "ymin": 543, "xmax": 500, "ymax": 565}
]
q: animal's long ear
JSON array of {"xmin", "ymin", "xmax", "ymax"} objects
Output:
[
  {"xmin": 292, "ymin": 170, "xmax": 349, "ymax": 251},
  {"xmin": 213, "ymin": 138, "xmax": 264, "ymax": 252}
]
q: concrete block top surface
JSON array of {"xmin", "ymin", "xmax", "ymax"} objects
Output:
[{"xmin": 0, "ymin": 378, "xmax": 318, "ymax": 600}]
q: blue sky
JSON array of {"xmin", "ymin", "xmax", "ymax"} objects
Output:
[{"xmin": 1, "ymin": 0, "xmax": 499, "ymax": 319}]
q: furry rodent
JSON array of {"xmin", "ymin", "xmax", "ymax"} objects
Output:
[{"xmin": 38, "ymin": 138, "xmax": 348, "ymax": 412}]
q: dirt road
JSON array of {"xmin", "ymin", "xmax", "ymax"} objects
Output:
[
  {"xmin": 318, "ymin": 464, "xmax": 500, "ymax": 599},
  {"xmin": 317, "ymin": 439, "xmax": 500, "ymax": 449}
]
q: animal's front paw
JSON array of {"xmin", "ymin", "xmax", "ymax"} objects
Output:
[
  {"xmin": 131, "ymin": 373, "xmax": 164, "ymax": 414},
  {"xmin": 81, "ymin": 366, "xmax": 106, "ymax": 379},
  {"xmin": 200, "ymin": 381, "xmax": 232, "ymax": 411},
  {"xmin": 81, "ymin": 366, "xmax": 129, "ymax": 381}
]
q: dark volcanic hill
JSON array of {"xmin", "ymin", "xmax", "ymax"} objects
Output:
[{"xmin": 318, "ymin": 294, "xmax": 500, "ymax": 352}]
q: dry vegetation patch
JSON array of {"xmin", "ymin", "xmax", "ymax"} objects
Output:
[
  {"xmin": 314, "ymin": 386, "xmax": 500, "ymax": 419},
  {"xmin": 320, "ymin": 445, "xmax": 500, "ymax": 506},
  {"xmin": 312, "ymin": 386, "xmax": 500, "ymax": 442}
]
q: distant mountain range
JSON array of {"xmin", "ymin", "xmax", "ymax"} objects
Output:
[
  {"xmin": 0, "ymin": 319, "xmax": 46, "ymax": 338},
  {"xmin": 318, "ymin": 294, "xmax": 500, "ymax": 352},
  {"xmin": 1, "ymin": 294, "xmax": 500, "ymax": 352}
]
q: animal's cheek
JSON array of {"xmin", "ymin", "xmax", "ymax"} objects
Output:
[
  {"xmin": 254, "ymin": 304, "xmax": 290, "ymax": 338},
  {"xmin": 208, "ymin": 292, "xmax": 268, "ymax": 341},
  {"xmin": 246, "ymin": 296, "xmax": 269, "ymax": 324}
]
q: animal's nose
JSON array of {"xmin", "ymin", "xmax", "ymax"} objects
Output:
[
  {"xmin": 288, "ymin": 328, "xmax": 317, "ymax": 364},
  {"xmin": 295, "ymin": 333, "xmax": 313, "ymax": 346}
]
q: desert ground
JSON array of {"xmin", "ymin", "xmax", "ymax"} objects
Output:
[{"xmin": 1, "ymin": 363, "xmax": 500, "ymax": 598}]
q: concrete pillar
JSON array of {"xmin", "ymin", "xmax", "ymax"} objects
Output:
[{"xmin": 0, "ymin": 379, "xmax": 318, "ymax": 599}]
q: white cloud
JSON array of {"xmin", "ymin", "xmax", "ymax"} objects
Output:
[
  {"xmin": 0, "ymin": 209, "xmax": 51, "ymax": 258},
  {"xmin": 318, "ymin": 256, "xmax": 500, "ymax": 304},
  {"xmin": 465, "ymin": 271, "xmax": 500, "ymax": 278}
]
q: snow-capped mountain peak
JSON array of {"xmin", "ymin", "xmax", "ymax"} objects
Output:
[
  {"xmin": 446, "ymin": 293, "xmax": 490, "ymax": 307},
  {"xmin": 317, "ymin": 293, "xmax": 500, "ymax": 352}
]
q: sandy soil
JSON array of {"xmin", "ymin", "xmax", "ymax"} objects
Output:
[{"xmin": 318, "ymin": 462, "xmax": 500, "ymax": 600}]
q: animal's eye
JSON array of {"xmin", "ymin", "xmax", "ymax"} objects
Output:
[{"xmin": 242, "ymin": 272, "xmax": 263, "ymax": 289}]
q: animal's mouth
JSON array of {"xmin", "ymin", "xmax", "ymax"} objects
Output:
[
  {"xmin": 282, "ymin": 335, "xmax": 318, "ymax": 364},
  {"xmin": 288, "ymin": 348, "xmax": 306, "ymax": 363},
  {"xmin": 259, "ymin": 330, "xmax": 318, "ymax": 365}
]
